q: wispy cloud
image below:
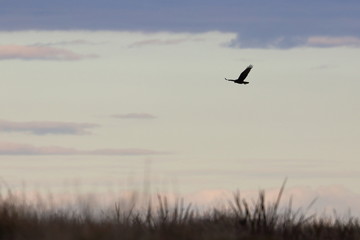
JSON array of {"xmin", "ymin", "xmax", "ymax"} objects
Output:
[
  {"xmin": 226, "ymin": 35, "xmax": 360, "ymax": 49},
  {"xmin": 31, "ymin": 39, "xmax": 104, "ymax": 47},
  {"xmin": 128, "ymin": 38, "xmax": 202, "ymax": 48},
  {"xmin": 0, "ymin": 45, "xmax": 98, "ymax": 60},
  {"xmin": 0, "ymin": 120, "xmax": 99, "ymax": 135},
  {"xmin": 87, "ymin": 148, "xmax": 166, "ymax": 155},
  {"xmin": 306, "ymin": 36, "xmax": 360, "ymax": 47},
  {"xmin": 0, "ymin": 142, "xmax": 169, "ymax": 156},
  {"xmin": 226, "ymin": 35, "xmax": 306, "ymax": 49},
  {"xmin": 0, "ymin": 142, "xmax": 79, "ymax": 155},
  {"xmin": 112, "ymin": 113, "xmax": 157, "ymax": 120}
]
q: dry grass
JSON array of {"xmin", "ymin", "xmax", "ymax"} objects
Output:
[{"xmin": 0, "ymin": 182, "xmax": 359, "ymax": 240}]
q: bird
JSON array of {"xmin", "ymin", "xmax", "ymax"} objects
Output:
[{"xmin": 225, "ymin": 65, "xmax": 253, "ymax": 84}]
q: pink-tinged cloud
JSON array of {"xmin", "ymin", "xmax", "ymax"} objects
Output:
[
  {"xmin": 4, "ymin": 184, "xmax": 360, "ymax": 218},
  {"xmin": 0, "ymin": 45, "xmax": 98, "ymax": 60},
  {"xmin": 112, "ymin": 113, "xmax": 157, "ymax": 119},
  {"xmin": 0, "ymin": 142, "xmax": 169, "ymax": 156},
  {"xmin": 32, "ymin": 39, "xmax": 102, "ymax": 47},
  {"xmin": 306, "ymin": 36, "xmax": 360, "ymax": 47},
  {"xmin": 186, "ymin": 185, "xmax": 360, "ymax": 216},
  {"xmin": 0, "ymin": 120, "xmax": 99, "ymax": 135}
]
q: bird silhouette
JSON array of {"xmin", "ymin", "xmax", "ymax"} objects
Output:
[{"xmin": 225, "ymin": 65, "xmax": 253, "ymax": 84}]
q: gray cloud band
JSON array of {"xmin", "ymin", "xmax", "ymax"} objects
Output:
[
  {"xmin": 1, "ymin": 1, "xmax": 359, "ymax": 48},
  {"xmin": 0, "ymin": 142, "xmax": 169, "ymax": 156},
  {"xmin": 0, "ymin": 120, "xmax": 98, "ymax": 135}
]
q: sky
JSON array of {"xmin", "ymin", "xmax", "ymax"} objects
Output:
[{"xmin": 1, "ymin": 0, "xmax": 360, "ymax": 215}]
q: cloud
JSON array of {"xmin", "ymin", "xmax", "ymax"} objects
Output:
[
  {"xmin": 306, "ymin": 36, "xmax": 360, "ymax": 47},
  {"xmin": 4, "ymin": 181, "xmax": 360, "ymax": 218},
  {"xmin": 226, "ymin": 35, "xmax": 360, "ymax": 49},
  {"xmin": 112, "ymin": 113, "xmax": 156, "ymax": 119},
  {"xmin": 0, "ymin": 45, "xmax": 98, "ymax": 60},
  {"xmin": 186, "ymin": 185, "xmax": 360, "ymax": 216},
  {"xmin": 87, "ymin": 148, "xmax": 166, "ymax": 155},
  {"xmin": 128, "ymin": 38, "xmax": 202, "ymax": 48},
  {"xmin": 173, "ymin": 166, "xmax": 360, "ymax": 180},
  {"xmin": 0, "ymin": 142, "xmax": 79, "ymax": 155},
  {"xmin": 0, "ymin": 120, "xmax": 99, "ymax": 135},
  {"xmin": 226, "ymin": 35, "xmax": 307, "ymax": 49},
  {"xmin": 1, "ymin": 1, "xmax": 359, "ymax": 48},
  {"xmin": 0, "ymin": 141, "xmax": 168, "ymax": 156},
  {"xmin": 31, "ymin": 39, "xmax": 105, "ymax": 47}
]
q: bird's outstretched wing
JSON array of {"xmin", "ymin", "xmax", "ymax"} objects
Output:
[{"xmin": 238, "ymin": 65, "xmax": 253, "ymax": 81}]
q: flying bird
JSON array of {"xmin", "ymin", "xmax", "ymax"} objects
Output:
[{"xmin": 225, "ymin": 65, "xmax": 253, "ymax": 84}]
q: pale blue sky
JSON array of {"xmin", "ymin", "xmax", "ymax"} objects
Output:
[{"xmin": 1, "ymin": 1, "xmax": 360, "ymax": 214}]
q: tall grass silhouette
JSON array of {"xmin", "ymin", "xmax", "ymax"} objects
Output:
[{"xmin": 0, "ymin": 180, "xmax": 359, "ymax": 240}]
